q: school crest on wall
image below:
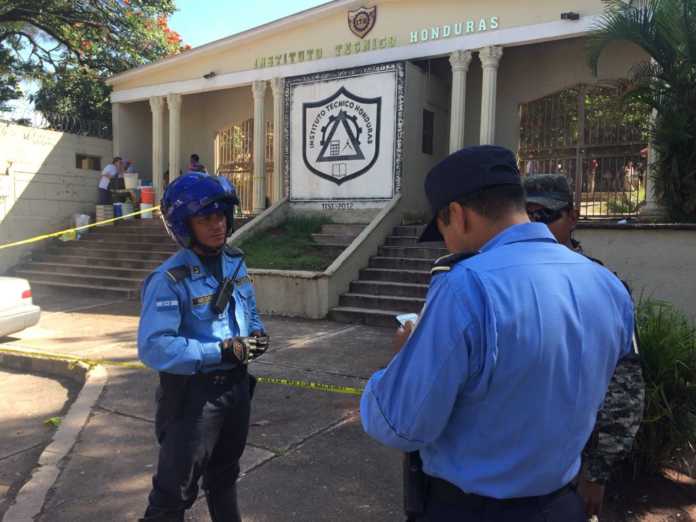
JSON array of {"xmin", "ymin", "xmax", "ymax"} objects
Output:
[
  {"xmin": 302, "ymin": 86, "xmax": 381, "ymax": 185},
  {"xmin": 348, "ymin": 6, "xmax": 377, "ymax": 39}
]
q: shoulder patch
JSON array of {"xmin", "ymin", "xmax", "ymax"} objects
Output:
[
  {"xmin": 166, "ymin": 266, "xmax": 191, "ymax": 283},
  {"xmin": 224, "ymin": 246, "xmax": 245, "ymax": 258},
  {"xmin": 431, "ymin": 251, "xmax": 479, "ymax": 276}
]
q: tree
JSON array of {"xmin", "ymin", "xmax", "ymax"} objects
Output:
[
  {"xmin": 0, "ymin": 0, "xmax": 189, "ymax": 119},
  {"xmin": 588, "ymin": 0, "xmax": 696, "ymax": 221}
]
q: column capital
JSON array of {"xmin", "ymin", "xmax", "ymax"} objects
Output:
[
  {"xmin": 449, "ymin": 50, "xmax": 473, "ymax": 73},
  {"xmin": 166, "ymin": 93, "xmax": 182, "ymax": 110},
  {"xmin": 479, "ymin": 46, "xmax": 504, "ymax": 69},
  {"xmin": 252, "ymin": 80, "xmax": 267, "ymax": 102},
  {"xmin": 148, "ymin": 96, "xmax": 165, "ymax": 113},
  {"xmin": 270, "ymin": 77, "xmax": 285, "ymax": 97}
]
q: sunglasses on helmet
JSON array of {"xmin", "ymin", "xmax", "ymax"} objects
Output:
[{"xmin": 527, "ymin": 207, "xmax": 568, "ymax": 224}]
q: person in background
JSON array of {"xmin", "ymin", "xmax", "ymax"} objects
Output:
[
  {"xmin": 189, "ymin": 153, "xmax": 207, "ymax": 174},
  {"xmin": 523, "ymin": 173, "xmax": 645, "ymax": 518},
  {"xmin": 98, "ymin": 156, "xmax": 121, "ymax": 204}
]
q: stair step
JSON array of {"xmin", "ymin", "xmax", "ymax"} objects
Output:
[
  {"xmin": 84, "ymin": 233, "xmax": 170, "ymax": 243},
  {"xmin": 393, "ymin": 225, "xmax": 426, "ymax": 237},
  {"xmin": 384, "ymin": 235, "xmax": 421, "ymax": 246},
  {"xmin": 65, "ymin": 239, "xmax": 177, "ymax": 252},
  {"xmin": 339, "ymin": 293, "xmax": 424, "ymax": 313},
  {"xmin": 359, "ymin": 268, "xmax": 431, "ymax": 284},
  {"xmin": 349, "ymin": 280, "xmax": 428, "ymax": 299},
  {"xmin": 24, "ymin": 280, "xmax": 137, "ymax": 300},
  {"xmin": 329, "ymin": 307, "xmax": 403, "ymax": 328},
  {"xmin": 368, "ymin": 256, "xmax": 434, "ymax": 271},
  {"xmin": 30, "ymin": 253, "xmax": 161, "ymax": 270},
  {"xmin": 15, "ymin": 269, "xmax": 144, "ymax": 289},
  {"xmin": 378, "ymin": 245, "xmax": 447, "ymax": 260},
  {"xmin": 46, "ymin": 245, "xmax": 175, "ymax": 260},
  {"xmin": 311, "ymin": 234, "xmax": 356, "ymax": 247},
  {"xmin": 320, "ymin": 224, "xmax": 364, "ymax": 236},
  {"xmin": 25, "ymin": 262, "xmax": 152, "ymax": 279}
]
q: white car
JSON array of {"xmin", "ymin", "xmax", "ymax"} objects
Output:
[{"xmin": 0, "ymin": 277, "xmax": 41, "ymax": 338}]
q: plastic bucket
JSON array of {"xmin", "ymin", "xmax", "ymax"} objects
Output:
[
  {"xmin": 113, "ymin": 202, "xmax": 123, "ymax": 218},
  {"xmin": 121, "ymin": 202, "xmax": 134, "ymax": 220},
  {"xmin": 96, "ymin": 205, "xmax": 114, "ymax": 226},
  {"xmin": 141, "ymin": 187, "xmax": 155, "ymax": 204},
  {"xmin": 124, "ymin": 172, "xmax": 139, "ymax": 189},
  {"xmin": 140, "ymin": 203, "xmax": 154, "ymax": 219}
]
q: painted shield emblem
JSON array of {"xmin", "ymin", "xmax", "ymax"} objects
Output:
[
  {"xmin": 303, "ymin": 87, "xmax": 381, "ymax": 185},
  {"xmin": 348, "ymin": 6, "xmax": 377, "ymax": 39}
]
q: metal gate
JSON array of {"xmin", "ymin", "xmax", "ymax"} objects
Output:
[
  {"xmin": 215, "ymin": 119, "xmax": 273, "ymax": 215},
  {"xmin": 519, "ymin": 84, "xmax": 649, "ymax": 218}
]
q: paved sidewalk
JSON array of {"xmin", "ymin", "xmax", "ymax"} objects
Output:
[{"xmin": 1, "ymin": 290, "xmax": 401, "ymax": 521}]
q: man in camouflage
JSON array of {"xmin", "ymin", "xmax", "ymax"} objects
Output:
[{"xmin": 523, "ymin": 174, "xmax": 646, "ymax": 517}]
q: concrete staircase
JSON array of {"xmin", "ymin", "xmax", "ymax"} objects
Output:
[
  {"xmin": 311, "ymin": 223, "xmax": 364, "ymax": 257},
  {"xmin": 15, "ymin": 219, "xmax": 174, "ymax": 299},
  {"xmin": 330, "ymin": 224, "xmax": 446, "ymax": 327},
  {"xmin": 16, "ymin": 216, "xmax": 258, "ymax": 299}
]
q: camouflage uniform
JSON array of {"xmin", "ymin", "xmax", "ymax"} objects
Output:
[{"xmin": 524, "ymin": 174, "xmax": 646, "ymax": 484}]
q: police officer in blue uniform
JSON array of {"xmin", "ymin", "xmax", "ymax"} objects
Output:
[
  {"xmin": 360, "ymin": 146, "xmax": 635, "ymax": 521},
  {"xmin": 138, "ymin": 173, "xmax": 267, "ymax": 522}
]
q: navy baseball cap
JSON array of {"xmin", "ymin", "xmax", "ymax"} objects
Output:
[{"xmin": 419, "ymin": 145, "xmax": 522, "ymax": 242}]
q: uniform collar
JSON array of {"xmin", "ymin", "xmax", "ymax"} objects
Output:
[
  {"xmin": 480, "ymin": 222, "xmax": 557, "ymax": 253},
  {"xmin": 181, "ymin": 249, "xmax": 211, "ymax": 281}
]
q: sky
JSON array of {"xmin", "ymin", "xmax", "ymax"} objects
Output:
[{"xmin": 169, "ymin": 0, "xmax": 328, "ymax": 49}]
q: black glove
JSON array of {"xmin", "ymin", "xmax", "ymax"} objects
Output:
[
  {"xmin": 220, "ymin": 337, "xmax": 249, "ymax": 365},
  {"xmin": 247, "ymin": 334, "xmax": 269, "ymax": 359}
]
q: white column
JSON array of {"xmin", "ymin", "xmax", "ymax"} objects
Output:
[
  {"xmin": 448, "ymin": 51, "xmax": 473, "ymax": 153},
  {"xmin": 479, "ymin": 46, "xmax": 504, "ymax": 145},
  {"xmin": 166, "ymin": 93, "xmax": 182, "ymax": 183},
  {"xmin": 148, "ymin": 96, "xmax": 165, "ymax": 201},
  {"xmin": 270, "ymin": 77, "xmax": 285, "ymax": 203},
  {"xmin": 111, "ymin": 102, "xmax": 121, "ymax": 157},
  {"xmin": 252, "ymin": 80, "xmax": 267, "ymax": 213},
  {"xmin": 640, "ymin": 108, "xmax": 664, "ymax": 218}
]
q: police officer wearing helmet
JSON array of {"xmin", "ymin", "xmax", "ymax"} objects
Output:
[
  {"xmin": 360, "ymin": 146, "xmax": 635, "ymax": 521},
  {"xmin": 138, "ymin": 173, "xmax": 267, "ymax": 521},
  {"xmin": 524, "ymin": 174, "xmax": 645, "ymax": 518}
]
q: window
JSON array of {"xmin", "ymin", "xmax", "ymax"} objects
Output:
[
  {"xmin": 76, "ymin": 154, "xmax": 102, "ymax": 171},
  {"xmin": 422, "ymin": 109, "xmax": 434, "ymax": 155}
]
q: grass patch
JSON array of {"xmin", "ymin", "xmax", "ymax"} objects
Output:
[{"xmin": 239, "ymin": 216, "xmax": 336, "ymax": 271}]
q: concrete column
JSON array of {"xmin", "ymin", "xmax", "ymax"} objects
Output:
[
  {"xmin": 166, "ymin": 93, "xmax": 182, "ymax": 183},
  {"xmin": 640, "ymin": 109, "xmax": 664, "ymax": 219},
  {"xmin": 148, "ymin": 96, "xmax": 165, "ymax": 201},
  {"xmin": 270, "ymin": 77, "xmax": 285, "ymax": 203},
  {"xmin": 251, "ymin": 80, "xmax": 267, "ymax": 213},
  {"xmin": 111, "ymin": 102, "xmax": 121, "ymax": 157},
  {"xmin": 448, "ymin": 51, "xmax": 473, "ymax": 153},
  {"xmin": 479, "ymin": 46, "xmax": 504, "ymax": 145}
]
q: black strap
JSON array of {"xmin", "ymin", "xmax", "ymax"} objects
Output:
[
  {"xmin": 431, "ymin": 251, "xmax": 479, "ymax": 276},
  {"xmin": 224, "ymin": 245, "xmax": 245, "ymax": 257},
  {"xmin": 165, "ymin": 265, "xmax": 191, "ymax": 283}
]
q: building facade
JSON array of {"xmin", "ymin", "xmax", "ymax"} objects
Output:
[{"xmin": 108, "ymin": 0, "xmax": 648, "ymax": 218}]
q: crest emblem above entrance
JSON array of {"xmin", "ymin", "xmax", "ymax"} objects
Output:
[
  {"xmin": 302, "ymin": 86, "xmax": 381, "ymax": 185},
  {"xmin": 348, "ymin": 6, "xmax": 377, "ymax": 39}
]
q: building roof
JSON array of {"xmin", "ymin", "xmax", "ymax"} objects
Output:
[{"xmin": 107, "ymin": 0, "xmax": 361, "ymax": 86}]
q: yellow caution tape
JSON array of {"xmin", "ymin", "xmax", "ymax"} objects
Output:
[
  {"xmin": 0, "ymin": 347, "xmax": 365, "ymax": 396},
  {"xmin": 0, "ymin": 205, "xmax": 161, "ymax": 251}
]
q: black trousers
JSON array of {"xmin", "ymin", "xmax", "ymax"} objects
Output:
[
  {"xmin": 418, "ymin": 481, "xmax": 587, "ymax": 522},
  {"xmin": 144, "ymin": 370, "xmax": 251, "ymax": 522}
]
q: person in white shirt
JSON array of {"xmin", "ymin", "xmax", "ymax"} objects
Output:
[{"xmin": 99, "ymin": 156, "xmax": 122, "ymax": 204}]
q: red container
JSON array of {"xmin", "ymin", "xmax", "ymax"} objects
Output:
[{"xmin": 141, "ymin": 187, "xmax": 155, "ymax": 204}]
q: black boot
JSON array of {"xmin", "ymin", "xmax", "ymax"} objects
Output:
[
  {"xmin": 205, "ymin": 484, "xmax": 241, "ymax": 522},
  {"xmin": 139, "ymin": 506, "xmax": 185, "ymax": 522}
]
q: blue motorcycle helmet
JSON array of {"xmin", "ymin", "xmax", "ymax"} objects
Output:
[{"xmin": 160, "ymin": 173, "xmax": 240, "ymax": 249}]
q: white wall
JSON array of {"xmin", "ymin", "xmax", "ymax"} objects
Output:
[
  {"xmin": 576, "ymin": 227, "xmax": 696, "ymax": 321},
  {"xmin": 401, "ymin": 61, "xmax": 451, "ymax": 216},
  {"xmin": 0, "ymin": 122, "xmax": 112, "ymax": 273}
]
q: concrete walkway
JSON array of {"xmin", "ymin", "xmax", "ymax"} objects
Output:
[{"xmin": 0, "ymin": 289, "xmax": 401, "ymax": 521}]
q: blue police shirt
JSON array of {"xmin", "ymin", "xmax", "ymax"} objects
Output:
[
  {"xmin": 138, "ymin": 248, "xmax": 264, "ymax": 375},
  {"xmin": 360, "ymin": 223, "xmax": 634, "ymax": 499}
]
